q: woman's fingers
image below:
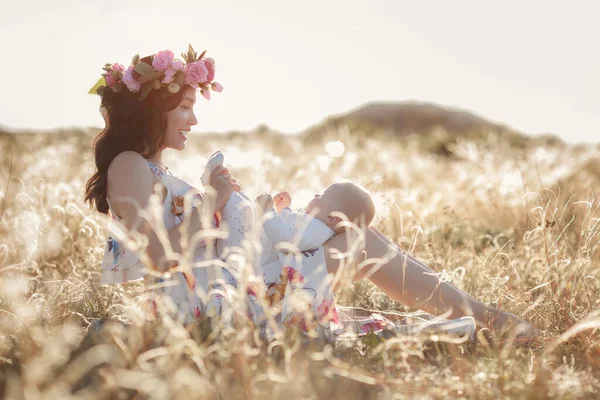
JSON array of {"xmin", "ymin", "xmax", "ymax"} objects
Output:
[
  {"xmin": 229, "ymin": 178, "xmax": 240, "ymax": 191},
  {"xmin": 210, "ymin": 167, "xmax": 236, "ymax": 183},
  {"xmin": 208, "ymin": 166, "xmax": 240, "ymax": 205},
  {"xmin": 211, "ymin": 166, "xmax": 228, "ymax": 176}
]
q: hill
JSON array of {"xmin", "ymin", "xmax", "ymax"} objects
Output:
[
  {"xmin": 304, "ymin": 101, "xmax": 516, "ymax": 137},
  {"xmin": 300, "ymin": 101, "xmax": 565, "ymax": 153},
  {"xmin": 337, "ymin": 101, "xmax": 514, "ymax": 135}
]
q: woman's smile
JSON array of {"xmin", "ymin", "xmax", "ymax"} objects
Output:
[{"xmin": 178, "ymin": 129, "xmax": 190, "ymax": 140}]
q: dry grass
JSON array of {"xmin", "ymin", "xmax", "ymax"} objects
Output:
[{"xmin": 1, "ymin": 126, "xmax": 600, "ymax": 399}]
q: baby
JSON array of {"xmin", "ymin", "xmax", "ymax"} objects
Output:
[
  {"xmin": 256, "ymin": 181, "xmax": 376, "ymax": 266},
  {"xmin": 254, "ymin": 182, "xmax": 375, "ymax": 332},
  {"xmin": 202, "ymin": 151, "xmax": 376, "ymax": 332},
  {"xmin": 201, "ymin": 151, "xmax": 376, "ymax": 268}
]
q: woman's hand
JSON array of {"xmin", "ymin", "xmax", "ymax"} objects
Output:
[{"xmin": 209, "ymin": 166, "xmax": 240, "ymax": 211}]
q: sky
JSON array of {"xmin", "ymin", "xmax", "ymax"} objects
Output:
[{"xmin": 1, "ymin": 0, "xmax": 599, "ymax": 142}]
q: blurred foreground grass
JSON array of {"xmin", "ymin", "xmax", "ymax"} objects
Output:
[{"xmin": 1, "ymin": 126, "xmax": 600, "ymax": 398}]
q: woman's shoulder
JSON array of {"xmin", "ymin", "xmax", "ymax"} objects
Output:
[
  {"xmin": 107, "ymin": 151, "xmax": 154, "ymax": 191},
  {"xmin": 109, "ymin": 151, "xmax": 147, "ymax": 170},
  {"xmin": 108, "ymin": 152, "xmax": 153, "ymax": 177}
]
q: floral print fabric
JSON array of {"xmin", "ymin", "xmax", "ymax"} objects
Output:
[
  {"xmin": 101, "ymin": 160, "xmax": 223, "ymax": 321},
  {"xmin": 101, "ymin": 160, "xmax": 474, "ymax": 340}
]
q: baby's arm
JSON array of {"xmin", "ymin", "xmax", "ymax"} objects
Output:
[
  {"xmin": 257, "ymin": 193, "xmax": 298, "ymax": 244},
  {"xmin": 264, "ymin": 213, "xmax": 333, "ymax": 251},
  {"xmin": 257, "ymin": 193, "xmax": 334, "ymax": 251},
  {"xmin": 292, "ymin": 214, "xmax": 335, "ymax": 251}
]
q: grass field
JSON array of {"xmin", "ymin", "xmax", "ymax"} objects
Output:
[{"xmin": 1, "ymin": 126, "xmax": 599, "ymax": 398}]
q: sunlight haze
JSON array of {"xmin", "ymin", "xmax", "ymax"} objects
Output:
[{"xmin": 1, "ymin": 0, "xmax": 598, "ymax": 142}]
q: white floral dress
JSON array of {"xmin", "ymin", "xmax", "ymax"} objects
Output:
[
  {"xmin": 101, "ymin": 160, "xmax": 476, "ymax": 341},
  {"xmin": 102, "ymin": 160, "xmax": 235, "ymax": 322}
]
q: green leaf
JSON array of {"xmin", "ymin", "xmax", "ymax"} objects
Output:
[
  {"xmin": 88, "ymin": 77, "xmax": 106, "ymax": 95},
  {"xmin": 140, "ymin": 71, "xmax": 162, "ymax": 84},
  {"xmin": 187, "ymin": 44, "xmax": 198, "ymax": 64},
  {"xmin": 134, "ymin": 62, "xmax": 155, "ymax": 77},
  {"xmin": 135, "ymin": 62, "xmax": 162, "ymax": 84},
  {"xmin": 138, "ymin": 81, "xmax": 154, "ymax": 101}
]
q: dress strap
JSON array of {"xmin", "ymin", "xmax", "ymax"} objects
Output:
[
  {"xmin": 145, "ymin": 160, "xmax": 172, "ymax": 207},
  {"xmin": 146, "ymin": 160, "xmax": 172, "ymax": 186},
  {"xmin": 106, "ymin": 197, "xmax": 120, "ymax": 221}
]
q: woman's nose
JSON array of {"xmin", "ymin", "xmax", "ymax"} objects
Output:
[{"xmin": 190, "ymin": 112, "xmax": 198, "ymax": 126}]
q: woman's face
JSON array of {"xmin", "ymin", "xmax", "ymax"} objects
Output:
[{"xmin": 163, "ymin": 87, "xmax": 198, "ymax": 151}]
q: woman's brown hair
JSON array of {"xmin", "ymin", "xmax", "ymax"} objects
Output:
[{"xmin": 84, "ymin": 56, "xmax": 186, "ymax": 214}]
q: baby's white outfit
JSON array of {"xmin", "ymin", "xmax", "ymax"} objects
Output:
[{"xmin": 260, "ymin": 207, "xmax": 335, "ymax": 266}]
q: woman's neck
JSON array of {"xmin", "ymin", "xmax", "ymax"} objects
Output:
[{"xmin": 146, "ymin": 150, "xmax": 167, "ymax": 170}]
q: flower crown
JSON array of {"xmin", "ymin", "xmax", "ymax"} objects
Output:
[{"xmin": 88, "ymin": 45, "xmax": 223, "ymax": 101}]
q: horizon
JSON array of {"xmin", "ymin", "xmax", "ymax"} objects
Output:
[
  {"xmin": 2, "ymin": 0, "xmax": 599, "ymax": 143},
  {"xmin": 0, "ymin": 99, "xmax": 569, "ymax": 139}
]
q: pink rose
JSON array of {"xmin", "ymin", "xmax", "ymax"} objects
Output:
[
  {"xmin": 122, "ymin": 65, "xmax": 141, "ymax": 92},
  {"xmin": 211, "ymin": 82, "xmax": 223, "ymax": 93},
  {"xmin": 162, "ymin": 67, "xmax": 176, "ymax": 84},
  {"xmin": 105, "ymin": 74, "xmax": 117, "ymax": 88},
  {"xmin": 152, "ymin": 50, "xmax": 175, "ymax": 71},
  {"xmin": 203, "ymin": 60, "xmax": 215, "ymax": 82},
  {"xmin": 184, "ymin": 61, "xmax": 208, "ymax": 88},
  {"xmin": 171, "ymin": 60, "xmax": 184, "ymax": 71},
  {"xmin": 112, "ymin": 63, "xmax": 125, "ymax": 73},
  {"xmin": 200, "ymin": 87, "xmax": 211, "ymax": 100},
  {"xmin": 105, "ymin": 63, "xmax": 124, "ymax": 87}
]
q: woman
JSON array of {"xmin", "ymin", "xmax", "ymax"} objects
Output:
[{"xmin": 85, "ymin": 46, "xmax": 535, "ymax": 338}]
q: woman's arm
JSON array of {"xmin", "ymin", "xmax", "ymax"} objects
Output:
[{"xmin": 107, "ymin": 152, "xmax": 235, "ymax": 272}]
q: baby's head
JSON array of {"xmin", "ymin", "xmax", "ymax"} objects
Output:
[{"xmin": 306, "ymin": 182, "xmax": 375, "ymax": 233}]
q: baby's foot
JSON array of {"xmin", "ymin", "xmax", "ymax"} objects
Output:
[
  {"xmin": 201, "ymin": 151, "xmax": 224, "ymax": 186},
  {"xmin": 274, "ymin": 191, "xmax": 292, "ymax": 213},
  {"xmin": 255, "ymin": 193, "xmax": 274, "ymax": 214}
]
